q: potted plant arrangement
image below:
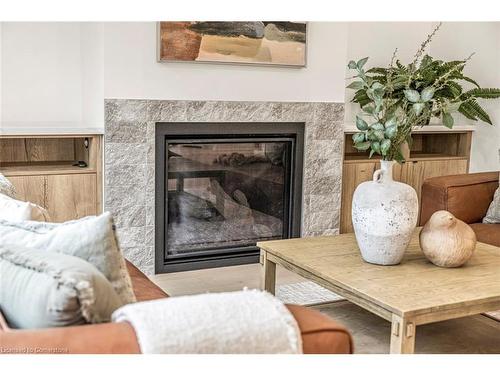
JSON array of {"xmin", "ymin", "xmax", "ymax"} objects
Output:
[{"xmin": 346, "ymin": 23, "xmax": 500, "ymax": 265}]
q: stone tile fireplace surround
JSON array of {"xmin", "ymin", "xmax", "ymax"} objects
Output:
[{"xmin": 104, "ymin": 99, "xmax": 344, "ymax": 275}]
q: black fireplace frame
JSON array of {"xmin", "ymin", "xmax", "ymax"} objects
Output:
[{"xmin": 155, "ymin": 122, "xmax": 304, "ymax": 273}]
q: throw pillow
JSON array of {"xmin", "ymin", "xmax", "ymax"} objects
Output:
[
  {"xmin": 483, "ymin": 183, "xmax": 500, "ymax": 224},
  {"xmin": 0, "ymin": 246, "xmax": 123, "ymax": 329},
  {"xmin": 0, "ymin": 193, "xmax": 51, "ymax": 222},
  {"xmin": 0, "ymin": 173, "xmax": 16, "ymax": 198},
  {"xmin": 0, "ymin": 212, "xmax": 136, "ymax": 305}
]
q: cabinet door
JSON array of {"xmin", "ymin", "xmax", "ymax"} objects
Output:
[
  {"xmin": 406, "ymin": 159, "xmax": 469, "ymax": 204},
  {"xmin": 391, "ymin": 161, "xmax": 412, "ymax": 184},
  {"xmin": 7, "ymin": 175, "xmax": 46, "ymax": 207},
  {"xmin": 45, "ymin": 174, "xmax": 97, "ymax": 222},
  {"xmin": 340, "ymin": 162, "xmax": 378, "ymax": 233}
]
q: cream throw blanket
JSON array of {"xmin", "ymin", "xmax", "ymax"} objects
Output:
[{"xmin": 112, "ymin": 289, "xmax": 302, "ymax": 354}]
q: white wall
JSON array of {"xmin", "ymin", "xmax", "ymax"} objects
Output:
[
  {"xmin": 0, "ymin": 23, "xmax": 3, "ymax": 131},
  {"xmin": 345, "ymin": 22, "xmax": 435, "ymax": 122},
  {"xmin": 426, "ymin": 23, "xmax": 500, "ymax": 172},
  {"xmin": 103, "ymin": 22, "xmax": 347, "ymax": 102},
  {"xmin": 80, "ymin": 22, "xmax": 104, "ymax": 126},
  {"xmin": 1, "ymin": 23, "xmax": 82, "ymax": 123},
  {"xmin": 0, "ymin": 22, "xmax": 104, "ymax": 128}
]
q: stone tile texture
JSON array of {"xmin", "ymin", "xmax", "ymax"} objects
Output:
[{"xmin": 105, "ymin": 99, "xmax": 344, "ymax": 275}]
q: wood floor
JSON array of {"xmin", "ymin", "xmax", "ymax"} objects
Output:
[{"xmin": 151, "ymin": 263, "xmax": 305, "ymax": 296}]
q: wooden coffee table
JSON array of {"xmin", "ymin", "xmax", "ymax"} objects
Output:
[{"xmin": 257, "ymin": 229, "xmax": 500, "ymax": 354}]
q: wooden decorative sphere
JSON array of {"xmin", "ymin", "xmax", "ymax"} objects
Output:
[{"xmin": 419, "ymin": 210, "xmax": 477, "ymax": 268}]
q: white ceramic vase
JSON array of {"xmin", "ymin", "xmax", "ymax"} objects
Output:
[{"xmin": 352, "ymin": 160, "xmax": 418, "ymax": 265}]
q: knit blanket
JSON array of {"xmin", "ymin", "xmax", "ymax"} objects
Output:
[{"xmin": 112, "ymin": 289, "xmax": 302, "ymax": 354}]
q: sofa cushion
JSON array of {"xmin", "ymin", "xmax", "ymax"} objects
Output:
[
  {"xmin": 0, "ymin": 193, "xmax": 51, "ymax": 222},
  {"xmin": 0, "ymin": 246, "xmax": 123, "ymax": 329},
  {"xmin": 469, "ymin": 223, "xmax": 500, "ymax": 247},
  {"xmin": 0, "ymin": 260, "xmax": 165, "ymax": 331},
  {"xmin": 0, "ymin": 173, "xmax": 16, "ymax": 198},
  {"xmin": 483, "ymin": 185, "xmax": 500, "ymax": 224},
  {"xmin": 0, "ymin": 213, "xmax": 136, "ymax": 305}
]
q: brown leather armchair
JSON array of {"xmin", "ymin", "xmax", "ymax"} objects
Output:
[
  {"xmin": 0, "ymin": 261, "xmax": 353, "ymax": 354},
  {"xmin": 420, "ymin": 171, "xmax": 500, "ymax": 247}
]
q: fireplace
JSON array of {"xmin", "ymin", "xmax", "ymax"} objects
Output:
[
  {"xmin": 155, "ymin": 122, "xmax": 304, "ymax": 273},
  {"xmin": 105, "ymin": 99, "xmax": 344, "ymax": 276}
]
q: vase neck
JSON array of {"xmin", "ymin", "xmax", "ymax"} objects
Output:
[{"xmin": 380, "ymin": 160, "xmax": 394, "ymax": 181}]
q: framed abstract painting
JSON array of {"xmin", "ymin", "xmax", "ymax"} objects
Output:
[{"xmin": 157, "ymin": 22, "xmax": 307, "ymax": 67}]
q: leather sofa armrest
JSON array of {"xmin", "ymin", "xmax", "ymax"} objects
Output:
[
  {"xmin": 420, "ymin": 172, "xmax": 499, "ymax": 225},
  {"xmin": 0, "ymin": 305, "xmax": 352, "ymax": 354},
  {"xmin": 286, "ymin": 304, "xmax": 353, "ymax": 354},
  {"xmin": 0, "ymin": 321, "xmax": 141, "ymax": 354}
]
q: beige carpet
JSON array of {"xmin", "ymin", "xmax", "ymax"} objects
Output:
[
  {"xmin": 314, "ymin": 300, "xmax": 500, "ymax": 354},
  {"xmin": 277, "ymin": 281, "xmax": 344, "ymax": 305}
]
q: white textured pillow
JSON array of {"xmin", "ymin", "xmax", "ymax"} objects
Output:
[
  {"xmin": 0, "ymin": 173, "xmax": 16, "ymax": 198},
  {"xmin": 483, "ymin": 184, "xmax": 500, "ymax": 224},
  {"xmin": 0, "ymin": 193, "xmax": 51, "ymax": 222},
  {"xmin": 0, "ymin": 212, "xmax": 136, "ymax": 305},
  {"xmin": 0, "ymin": 246, "xmax": 123, "ymax": 329}
]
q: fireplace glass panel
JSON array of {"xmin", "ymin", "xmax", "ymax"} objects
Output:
[{"xmin": 166, "ymin": 141, "xmax": 292, "ymax": 258}]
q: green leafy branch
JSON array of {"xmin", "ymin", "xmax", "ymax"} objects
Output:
[{"xmin": 346, "ymin": 24, "xmax": 500, "ymax": 162}]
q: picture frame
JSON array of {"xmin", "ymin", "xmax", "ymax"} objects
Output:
[{"xmin": 157, "ymin": 22, "xmax": 307, "ymax": 67}]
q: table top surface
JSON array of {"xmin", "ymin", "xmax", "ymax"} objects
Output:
[{"xmin": 257, "ymin": 229, "xmax": 500, "ymax": 316}]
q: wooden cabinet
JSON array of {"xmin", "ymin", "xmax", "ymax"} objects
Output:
[
  {"xmin": 404, "ymin": 159, "xmax": 468, "ymax": 204},
  {"xmin": 8, "ymin": 175, "xmax": 46, "ymax": 208},
  {"xmin": 8, "ymin": 174, "xmax": 98, "ymax": 222},
  {"xmin": 0, "ymin": 135, "xmax": 102, "ymax": 222},
  {"xmin": 340, "ymin": 162, "xmax": 377, "ymax": 233},
  {"xmin": 46, "ymin": 174, "xmax": 97, "ymax": 222},
  {"xmin": 340, "ymin": 131, "xmax": 472, "ymax": 233}
]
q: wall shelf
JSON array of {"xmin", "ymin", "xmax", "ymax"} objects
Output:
[
  {"xmin": 343, "ymin": 123, "xmax": 476, "ymax": 134},
  {"xmin": 0, "ymin": 161, "xmax": 96, "ymax": 177}
]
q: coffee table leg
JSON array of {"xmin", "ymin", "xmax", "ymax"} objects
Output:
[
  {"xmin": 260, "ymin": 250, "xmax": 276, "ymax": 295},
  {"xmin": 390, "ymin": 314, "xmax": 416, "ymax": 354}
]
